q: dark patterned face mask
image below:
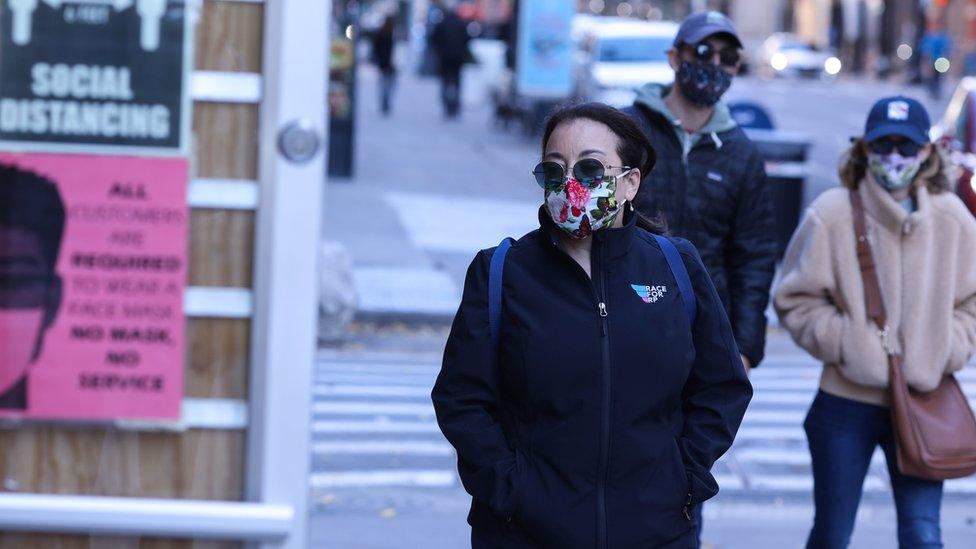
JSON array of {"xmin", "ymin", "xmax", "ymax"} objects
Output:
[{"xmin": 676, "ymin": 60, "xmax": 732, "ymax": 108}]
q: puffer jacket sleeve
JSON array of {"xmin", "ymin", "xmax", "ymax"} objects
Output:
[
  {"xmin": 675, "ymin": 239, "xmax": 753, "ymax": 507},
  {"xmin": 431, "ymin": 249, "xmax": 521, "ymax": 519},
  {"xmin": 948, "ymin": 215, "xmax": 976, "ymax": 372},
  {"xmin": 773, "ymin": 208, "xmax": 848, "ymax": 364},
  {"xmin": 726, "ymin": 151, "xmax": 778, "ymax": 368}
]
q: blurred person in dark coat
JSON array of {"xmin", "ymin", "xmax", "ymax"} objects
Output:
[
  {"xmin": 370, "ymin": 15, "xmax": 397, "ymax": 116},
  {"xmin": 430, "ymin": 3, "xmax": 471, "ymax": 119}
]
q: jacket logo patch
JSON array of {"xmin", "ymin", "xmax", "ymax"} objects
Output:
[
  {"xmin": 706, "ymin": 171, "xmax": 723, "ymax": 182},
  {"xmin": 631, "ymin": 284, "xmax": 667, "ymax": 304}
]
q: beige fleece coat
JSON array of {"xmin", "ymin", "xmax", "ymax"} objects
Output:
[{"xmin": 773, "ymin": 176, "xmax": 976, "ymax": 405}]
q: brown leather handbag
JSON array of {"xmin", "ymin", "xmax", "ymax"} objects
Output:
[{"xmin": 850, "ymin": 189, "xmax": 976, "ymax": 480}]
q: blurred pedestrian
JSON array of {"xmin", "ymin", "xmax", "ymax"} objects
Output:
[
  {"xmin": 919, "ymin": 20, "xmax": 953, "ymax": 100},
  {"xmin": 369, "ymin": 15, "xmax": 397, "ymax": 116},
  {"xmin": 429, "ymin": 3, "xmax": 471, "ymax": 119},
  {"xmin": 432, "ymin": 103, "xmax": 752, "ymax": 548},
  {"xmin": 775, "ymin": 96, "xmax": 976, "ymax": 548},
  {"xmin": 623, "ymin": 11, "xmax": 778, "ymax": 541}
]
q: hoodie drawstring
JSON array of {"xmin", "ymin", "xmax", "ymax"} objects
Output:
[{"xmin": 711, "ymin": 132, "xmax": 723, "ymax": 149}]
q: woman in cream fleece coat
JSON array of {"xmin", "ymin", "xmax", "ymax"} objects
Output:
[{"xmin": 775, "ymin": 96, "xmax": 976, "ymax": 549}]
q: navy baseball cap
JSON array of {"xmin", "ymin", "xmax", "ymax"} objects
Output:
[
  {"xmin": 673, "ymin": 11, "xmax": 743, "ymax": 49},
  {"xmin": 864, "ymin": 96, "xmax": 931, "ymax": 144}
]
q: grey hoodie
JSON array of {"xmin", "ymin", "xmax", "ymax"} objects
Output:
[{"xmin": 633, "ymin": 83, "xmax": 737, "ymax": 161}]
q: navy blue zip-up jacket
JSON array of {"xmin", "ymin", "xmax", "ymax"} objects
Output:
[{"xmin": 432, "ymin": 211, "xmax": 752, "ymax": 548}]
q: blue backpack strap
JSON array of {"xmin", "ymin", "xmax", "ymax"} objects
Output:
[
  {"xmin": 652, "ymin": 234, "xmax": 697, "ymax": 326},
  {"xmin": 488, "ymin": 238, "xmax": 514, "ymax": 346}
]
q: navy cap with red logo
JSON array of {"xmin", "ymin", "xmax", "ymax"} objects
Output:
[{"xmin": 864, "ymin": 96, "xmax": 931, "ymax": 144}]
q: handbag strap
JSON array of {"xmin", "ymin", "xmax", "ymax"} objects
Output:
[{"xmin": 849, "ymin": 189, "xmax": 894, "ymax": 353}]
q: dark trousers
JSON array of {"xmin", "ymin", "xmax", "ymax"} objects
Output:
[
  {"xmin": 439, "ymin": 62, "xmax": 462, "ymax": 117},
  {"xmin": 804, "ymin": 391, "xmax": 943, "ymax": 549},
  {"xmin": 379, "ymin": 69, "xmax": 396, "ymax": 115},
  {"xmin": 928, "ymin": 70, "xmax": 944, "ymax": 100}
]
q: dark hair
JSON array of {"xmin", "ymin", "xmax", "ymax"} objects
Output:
[
  {"xmin": 839, "ymin": 138, "xmax": 950, "ymax": 193},
  {"xmin": 0, "ymin": 163, "xmax": 66, "ymax": 271},
  {"xmin": 541, "ymin": 102, "xmax": 667, "ymax": 234}
]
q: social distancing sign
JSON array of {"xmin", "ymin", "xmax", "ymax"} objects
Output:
[{"xmin": 0, "ymin": 0, "xmax": 191, "ymax": 153}]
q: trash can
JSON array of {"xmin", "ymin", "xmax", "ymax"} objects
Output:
[{"xmin": 742, "ymin": 128, "xmax": 811, "ymax": 259}]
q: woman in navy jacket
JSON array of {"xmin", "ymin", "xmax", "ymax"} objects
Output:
[{"xmin": 431, "ymin": 103, "xmax": 752, "ymax": 548}]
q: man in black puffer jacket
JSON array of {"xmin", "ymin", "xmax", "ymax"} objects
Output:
[{"xmin": 623, "ymin": 12, "xmax": 776, "ymax": 373}]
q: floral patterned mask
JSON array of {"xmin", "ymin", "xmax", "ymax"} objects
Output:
[
  {"xmin": 868, "ymin": 152, "xmax": 922, "ymax": 193},
  {"xmin": 544, "ymin": 173, "xmax": 625, "ymax": 239}
]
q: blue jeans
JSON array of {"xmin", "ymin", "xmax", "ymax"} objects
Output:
[{"xmin": 804, "ymin": 391, "xmax": 943, "ymax": 549}]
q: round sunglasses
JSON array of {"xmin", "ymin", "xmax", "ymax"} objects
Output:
[
  {"xmin": 868, "ymin": 138, "xmax": 923, "ymax": 157},
  {"xmin": 533, "ymin": 158, "xmax": 630, "ymax": 189},
  {"xmin": 688, "ymin": 41, "xmax": 741, "ymax": 68}
]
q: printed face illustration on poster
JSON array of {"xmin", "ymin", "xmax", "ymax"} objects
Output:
[
  {"xmin": 0, "ymin": 153, "xmax": 187, "ymax": 421},
  {"xmin": 0, "ymin": 0, "xmax": 191, "ymax": 153}
]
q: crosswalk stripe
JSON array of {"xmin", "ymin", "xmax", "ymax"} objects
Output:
[
  {"xmin": 945, "ymin": 478, "xmax": 976, "ymax": 493},
  {"xmin": 312, "ymin": 401, "xmax": 815, "ymax": 422},
  {"xmin": 735, "ymin": 426, "xmax": 805, "ymax": 441},
  {"xmin": 314, "ymin": 384, "xmax": 431, "ymax": 398},
  {"xmin": 312, "ymin": 419, "xmax": 442, "ymax": 433},
  {"xmin": 309, "ymin": 470, "xmax": 456, "ymax": 488},
  {"xmin": 315, "ymin": 370, "xmax": 437, "ymax": 383},
  {"xmin": 712, "ymin": 474, "xmax": 745, "ymax": 490},
  {"xmin": 313, "ymin": 383, "xmax": 976, "ymax": 405},
  {"xmin": 749, "ymin": 379, "xmax": 819, "ymax": 390},
  {"xmin": 313, "ymin": 440, "xmax": 454, "ymax": 456},
  {"xmin": 313, "ymin": 401, "xmax": 435, "ymax": 416},
  {"xmin": 742, "ymin": 409, "xmax": 807, "ymax": 423},
  {"xmin": 317, "ymin": 362, "xmax": 440, "ymax": 375},
  {"xmin": 750, "ymin": 392, "xmax": 816, "ymax": 405},
  {"xmin": 730, "ymin": 448, "xmax": 884, "ymax": 467},
  {"xmin": 750, "ymin": 367, "xmax": 976, "ymax": 382},
  {"xmin": 314, "ymin": 374, "xmax": 436, "ymax": 387}
]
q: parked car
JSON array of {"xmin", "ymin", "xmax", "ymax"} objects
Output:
[
  {"xmin": 934, "ymin": 77, "xmax": 976, "ymax": 217},
  {"xmin": 573, "ymin": 18, "xmax": 678, "ymax": 108},
  {"xmin": 756, "ymin": 33, "xmax": 841, "ymax": 79}
]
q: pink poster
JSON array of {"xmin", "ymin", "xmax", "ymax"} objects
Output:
[{"xmin": 0, "ymin": 153, "xmax": 187, "ymax": 421}]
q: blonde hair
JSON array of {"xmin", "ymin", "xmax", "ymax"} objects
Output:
[{"xmin": 838, "ymin": 138, "xmax": 951, "ymax": 192}]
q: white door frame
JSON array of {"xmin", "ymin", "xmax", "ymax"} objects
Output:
[{"xmin": 246, "ymin": 0, "xmax": 329, "ymax": 547}]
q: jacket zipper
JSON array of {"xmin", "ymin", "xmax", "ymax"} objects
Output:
[
  {"xmin": 595, "ymin": 243, "xmax": 611, "ymax": 549},
  {"xmin": 545, "ymin": 235, "xmax": 613, "ymax": 547},
  {"xmin": 674, "ymin": 125, "xmax": 693, "ymax": 232}
]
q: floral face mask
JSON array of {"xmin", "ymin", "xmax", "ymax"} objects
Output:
[
  {"xmin": 868, "ymin": 152, "xmax": 922, "ymax": 193},
  {"xmin": 544, "ymin": 172, "xmax": 626, "ymax": 239}
]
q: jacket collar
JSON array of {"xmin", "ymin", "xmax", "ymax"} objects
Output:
[
  {"xmin": 858, "ymin": 174, "xmax": 931, "ymax": 234},
  {"xmin": 537, "ymin": 206, "xmax": 637, "ymax": 261}
]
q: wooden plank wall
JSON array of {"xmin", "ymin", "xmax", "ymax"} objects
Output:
[{"xmin": 0, "ymin": 2, "xmax": 264, "ymax": 547}]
